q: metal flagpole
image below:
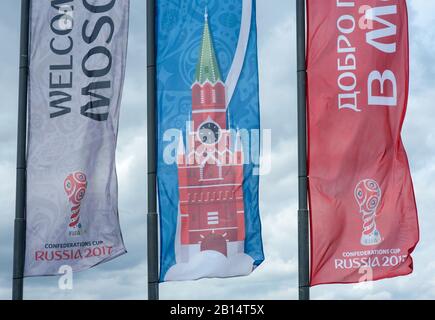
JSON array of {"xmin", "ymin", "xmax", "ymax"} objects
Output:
[
  {"xmin": 146, "ymin": 0, "xmax": 159, "ymax": 300},
  {"xmin": 296, "ymin": 0, "xmax": 310, "ymax": 301},
  {"xmin": 12, "ymin": 0, "xmax": 31, "ymax": 301}
]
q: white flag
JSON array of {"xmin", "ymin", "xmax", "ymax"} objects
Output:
[{"xmin": 25, "ymin": 0, "xmax": 129, "ymax": 276}]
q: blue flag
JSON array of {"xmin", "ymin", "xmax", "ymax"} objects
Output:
[{"xmin": 156, "ymin": 0, "xmax": 264, "ymax": 281}]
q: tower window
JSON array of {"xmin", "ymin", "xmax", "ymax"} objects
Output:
[
  {"xmin": 212, "ymin": 89, "xmax": 217, "ymax": 103},
  {"xmin": 200, "ymin": 90, "xmax": 205, "ymax": 104},
  {"xmin": 207, "ymin": 212, "xmax": 219, "ymax": 225}
]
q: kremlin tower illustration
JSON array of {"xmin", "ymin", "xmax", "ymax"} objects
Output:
[{"xmin": 177, "ymin": 9, "xmax": 245, "ymax": 261}]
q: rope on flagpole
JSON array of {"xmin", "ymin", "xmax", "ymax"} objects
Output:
[
  {"xmin": 296, "ymin": 0, "xmax": 310, "ymax": 301},
  {"xmin": 147, "ymin": 0, "xmax": 160, "ymax": 301},
  {"xmin": 12, "ymin": 0, "xmax": 31, "ymax": 301}
]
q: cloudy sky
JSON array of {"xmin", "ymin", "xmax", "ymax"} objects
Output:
[{"xmin": 1, "ymin": 0, "xmax": 435, "ymax": 300}]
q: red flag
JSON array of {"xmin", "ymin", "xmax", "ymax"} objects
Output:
[{"xmin": 307, "ymin": 0, "xmax": 419, "ymax": 285}]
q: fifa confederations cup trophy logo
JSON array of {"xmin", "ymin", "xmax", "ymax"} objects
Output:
[
  {"xmin": 354, "ymin": 179, "xmax": 382, "ymax": 246},
  {"xmin": 64, "ymin": 172, "xmax": 88, "ymax": 237}
]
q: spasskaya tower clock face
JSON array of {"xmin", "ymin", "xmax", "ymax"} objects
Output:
[{"xmin": 198, "ymin": 121, "xmax": 221, "ymax": 145}]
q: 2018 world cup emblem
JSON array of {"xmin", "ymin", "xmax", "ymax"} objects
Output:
[
  {"xmin": 354, "ymin": 179, "xmax": 382, "ymax": 246},
  {"xmin": 64, "ymin": 172, "xmax": 87, "ymax": 237}
]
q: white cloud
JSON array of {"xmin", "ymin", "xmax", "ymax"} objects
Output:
[{"xmin": 164, "ymin": 251, "xmax": 255, "ymax": 281}]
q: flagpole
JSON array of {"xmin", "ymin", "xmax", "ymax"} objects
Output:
[
  {"xmin": 146, "ymin": 0, "xmax": 159, "ymax": 301},
  {"xmin": 296, "ymin": 0, "xmax": 310, "ymax": 301},
  {"xmin": 12, "ymin": 0, "xmax": 30, "ymax": 301}
]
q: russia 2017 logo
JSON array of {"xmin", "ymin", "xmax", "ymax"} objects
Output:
[
  {"xmin": 64, "ymin": 172, "xmax": 88, "ymax": 237},
  {"xmin": 354, "ymin": 179, "xmax": 382, "ymax": 246}
]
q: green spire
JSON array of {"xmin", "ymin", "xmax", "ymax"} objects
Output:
[{"xmin": 195, "ymin": 9, "xmax": 222, "ymax": 84}]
